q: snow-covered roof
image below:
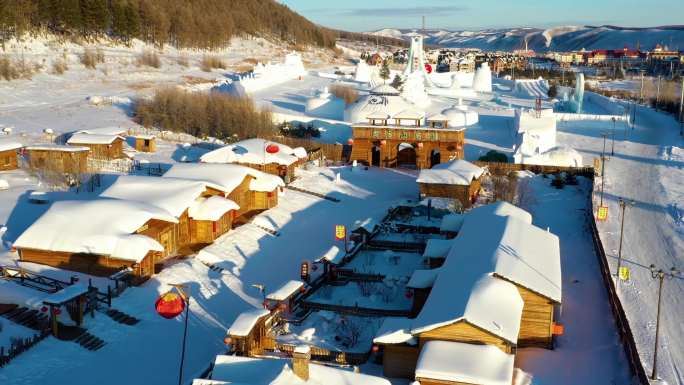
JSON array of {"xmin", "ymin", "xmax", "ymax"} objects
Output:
[
  {"xmin": 468, "ymin": 201, "xmax": 532, "ymax": 223},
  {"xmin": 43, "ymin": 284, "xmax": 89, "ymax": 305},
  {"xmin": 0, "ymin": 139, "xmax": 23, "ymax": 152},
  {"xmin": 406, "ymin": 268, "xmax": 440, "ymax": 289},
  {"xmin": 227, "ymin": 308, "xmax": 270, "ymax": 337},
  {"xmin": 163, "ymin": 163, "xmax": 283, "ymax": 194},
  {"xmin": 316, "ymin": 245, "xmax": 345, "ymax": 264},
  {"xmin": 14, "ymin": 199, "xmax": 177, "ymax": 262},
  {"xmin": 439, "ymin": 213, "xmax": 465, "ymax": 233},
  {"xmin": 426, "ymin": 113, "xmax": 449, "ymax": 121},
  {"xmin": 441, "ymin": 105, "xmax": 479, "ymax": 127},
  {"xmin": 417, "ymin": 160, "xmax": 484, "ymax": 186},
  {"xmin": 25, "ymin": 144, "xmax": 89, "ymax": 152},
  {"xmin": 412, "ymin": 273, "xmax": 523, "ymax": 343},
  {"xmin": 373, "ymin": 317, "xmax": 416, "ymax": 345},
  {"xmin": 210, "ymin": 355, "xmax": 391, "ymax": 385},
  {"xmin": 266, "ymin": 280, "xmax": 304, "ymax": 301},
  {"xmin": 415, "ymin": 341, "xmax": 514, "ymax": 385},
  {"xmin": 370, "ymin": 84, "xmax": 400, "ymax": 95},
  {"xmin": 188, "ymin": 196, "xmax": 239, "ymax": 221},
  {"xmin": 200, "ymin": 138, "xmax": 301, "ymax": 166},
  {"xmin": 393, "ymin": 109, "xmax": 424, "ymax": 120},
  {"xmin": 77, "ymin": 126, "xmax": 128, "ymax": 136},
  {"xmin": 132, "ymin": 134, "xmax": 156, "ymax": 140},
  {"xmin": 422, "ymin": 239, "xmax": 454, "ymax": 259},
  {"xmin": 101, "ymin": 176, "xmax": 210, "ymax": 218},
  {"xmin": 67, "ymin": 133, "xmax": 123, "ymax": 145},
  {"xmin": 353, "ymin": 217, "xmax": 378, "ymax": 234},
  {"xmin": 345, "ymin": 92, "xmax": 417, "ymax": 124}
]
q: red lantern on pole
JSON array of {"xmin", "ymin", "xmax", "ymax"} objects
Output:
[
  {"xmin": 347, "ymin": 138, "xmax": 354, "ymax": 146},
  {"xmin": 265, "ymin": 144, "xmax": 280, "ymax": 154},
  {"xmin": 372, "ymin": 345, "xmax": 380, "ymax": 353},
  {"xmin": 155, "ymin": 291, "xmax": 186, "ymax": 319},
  {"xmin": 41, "ymin": 306, "xmax": 48, "ymax": 313}
]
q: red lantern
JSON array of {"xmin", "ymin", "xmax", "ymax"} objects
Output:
[
  {"xmin": 404, "ymin": 289, "xmax": 413, "ymax": 299},
  {"xmin": 41, "ymin": 306, "xmax": 48, "ymax": 313},
  {"xmin": 372, "ymin": 345, "xmax": 380, "ymax": 353},
  {"xmin": 155, "ymin": 291, "xmax": 186, "ymax": 319},
  {"xmin": 224, "ymin": 336, "xmax": 232, "ymax": 345},
  {"xmin": 424, "ymin": 63, "xmax": 433, "ymax": 74},
  {"xmin": 380, "ymin": 140, "xmax": 387, "ymax": 146},
  {"xmin": 54, "ymin": 308, "xmax": 62, "ymax": 316},
  {"xmin": 299, "ymin": 286, "xmax": 307, "ymax": 293},
  {"xmin": 347, "ymin": 138, "xmax": 354, "ymax": 146},
  {"xmin": 265, "ymin": 144, "xmax": 280, "ymax": 154}
]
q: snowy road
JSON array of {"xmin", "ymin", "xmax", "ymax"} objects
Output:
[{"xmin": 558, "ymin": 101, "xmax": 684, "ymax": 385}]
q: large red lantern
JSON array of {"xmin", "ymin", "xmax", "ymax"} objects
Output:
[
  {"xmin": 347, "ymin": 138, "xmax": 354, "ymax": 146},
  {"xmin": 265, "ymin": 144, "xmax": 280, "ymax": 154},
  {"xmin": 155, "ymin": 291, "xmax": 186, "ymax": 319},
  {"xmin": 424, "ymin": 63, "xmax": 433, "ymax": 74}
]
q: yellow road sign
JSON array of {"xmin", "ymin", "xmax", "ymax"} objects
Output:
[
  {"xmin": 597, "ymin": 206, "xmax": 608, "ymax": 221},
  {"xmin": 335, "ymin": 225, "xmax": 346, "ymax": 240}
]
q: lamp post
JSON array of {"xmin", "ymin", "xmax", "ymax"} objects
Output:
[
  {"xmin": 648, "ymin": 265, "xmax": 680, "ymax": 381},
  {"xmin": 615, "ymin": 198, "xmax": 635, "ymax": 289},
  {"xmin": 252, "ymin": 284, "xmax": 266, "ymax": 302},
  {"xmin": 600, "ymin": 133, "xmax": 608, "ymax": 206},
  {"xmin": 611, "ymin": 117, "xmax": 616, "ymax": 156}
]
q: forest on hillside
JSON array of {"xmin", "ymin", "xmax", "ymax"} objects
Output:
[{"xmin": 0, "ymin": 0, "xmax": 337, "ymax": 49}]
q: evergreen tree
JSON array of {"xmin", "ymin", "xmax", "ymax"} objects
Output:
[{"xmin": 379, "ymin": 60, "xmax": 390, "ymax": 83}]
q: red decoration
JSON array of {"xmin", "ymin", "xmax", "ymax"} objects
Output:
[
  {"xmin": 155, "ymin": 291, "xmax": 186, "ymax": 319},
  {"xmin": 299, "ymin": 286, "xmax": 307, "ymax": 293},
  {"xmin": 265, "ymin": 144, "xmax": 280, "ymax": 154},
  {"xmin": 347, "ymin": 138, "xmax": 354, "ymax": 146},
  {"xmin": 371, "ymin": 345, "xmax": 379, "ymax": 353},
  {"xmin": 41, "ymin": 306, "xmax": 48, "ymax": 313},
  {"xmin": 424, "ymin": 63, "xmax": 433, "ymax": 74},
  {"xmin": 404, "ymin": 289, "xmax": 414, "ymax": 299},
  {"xmin": 380, "ymin": 140, "xmax": 387, "ymax": 146},
  {"xmin": 54, "ymin": 308, "xmax": 62, "ymax": 315}
]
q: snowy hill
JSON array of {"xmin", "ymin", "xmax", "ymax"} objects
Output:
[{"xmin": 370, "ymin": 25, "xmax": 684, "ymax": 51}]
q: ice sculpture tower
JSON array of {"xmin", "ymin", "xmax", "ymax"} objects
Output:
[{"xmin": 403, "ymin": 35, "xmax": 434, "ymax": 87}]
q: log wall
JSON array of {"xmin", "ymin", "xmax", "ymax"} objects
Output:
[
  {"xmin": 72, "ymin": 138, "xmax": 124, "ymax": 159},
  {"xmin": 418, "ymin": 177, "xmax": 481, "ymax": 209},
  {"xmin": 134, "ymin": 137, "xmax": 156, "ymax": 152},
  {"xmin": 382, "ymin": 344, "xmax": 419, "ymax": 379},
  {"xmin": 26, "ymin": 149, "xmax": 89, "ymax": 175},
  {"xmin": 418, "ymin": 321, "xmax": 512, "ymax": 354},
  {"xmin": 0, "ymin": 149, "xmax": 18, "ymax": 171},
  {"xmin": 515, "ymin": 284, "xmax": 555, "ymax": 349}
]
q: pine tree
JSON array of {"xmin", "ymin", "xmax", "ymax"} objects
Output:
[{"xmin": 380, "ymin": 60, "xmax": 390, "ymax": 83}]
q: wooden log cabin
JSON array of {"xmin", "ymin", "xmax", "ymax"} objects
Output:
[
  {"xmin": 416, "ymin": 160, "xmax": 484, "ymax": 209},
  {"xmin": 67, "ymin": 133, "xmax": 125, "ymax": 159},
  {"xmin": 265, "ymin": 280, "xmax": 305, "ymax": 314},
  {"xmin": 13, "ymin": 200, "xmax": 179, "ymax": 282},
  {"xmin": 24, "ymin": 144, "xmax": 89, "ymax": 175},
  {"xmin": 162, "ymin": 163, "xmax": 284, "ymax": 221},
  {"xmin": 0, "ymin": 139, "xmax": 22, "ymax": 171},
  {"xmin": 101, "ymin": 175, "xmax": 240, "ymax": 249},
  {"xmin": 349, "ymin": 116, "xmax": 465, "ymax": 169},
  {"xmin": 226, "ymin": 308, "xmax": 273, "ymax": 356},
  {"xmin": 200, "ymin": 138, "xmax": 307, "ymax": 184},
  {"xmin": 133, "ymin": 135, "xmax": 156, "ymax": 152}
]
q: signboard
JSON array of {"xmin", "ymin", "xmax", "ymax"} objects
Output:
[
  {"xmin": 300, "ymin": 262, "xmax": 309, "ymax": 282},
  {"xmin": 619, "ymin": 266, "xmax": 630, "ymax": 281},
  {"xmin": 335, "ymin": 225, "xmax": 346, "ymax": 241},
  {"xmin": 597, "ymin": 206, "xmax": 608, "ymax": 221}
]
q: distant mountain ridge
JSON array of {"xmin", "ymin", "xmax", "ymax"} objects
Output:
[{"xmin": 370, "ymin": 25, "xmax": 684, "ymax": 52}]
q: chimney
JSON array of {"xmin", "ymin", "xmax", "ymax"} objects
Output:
[{"xmin": 292, "ymin": 345, "xmax": 311, "ymax": 381}]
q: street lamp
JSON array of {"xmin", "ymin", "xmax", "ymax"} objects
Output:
[
  {"xmin": 611, "ymin": 117, "xmax": 616, "ymax": 156},
  {"xmin": 648, "ymin": 264, "xmax": 680, "ymax": 381},
  {"xmin": 252, "ymin": 284, "xmax": 266, "ymax": 302},
  {"xmin": 615, "ymin": 198, "xmax": 635, "ymax": 289},
  {"xmin": 600, "ymin": 132, "xmax": 608, "ymax": 206}
]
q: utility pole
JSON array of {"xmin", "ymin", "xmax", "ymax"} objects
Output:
[
  {"xmin": 655, "ymin": 75, "xmax": 661, "ymax": 111},
  {"xmin": 648, "ymin": 265, "xmax": 681, "ymax": 381},
  {"xmin": 611, "ymin": 117, "xmax": 616, "ymax": 156},
  {"xmin": 679, "ymin": 76, "xmax": 684, "ymax": 136},
  {"xmin": 639, "ymin": 69, "xmax": 645, "ymax": 104},
  {"xmin": 615, "ymin": 199, "xmax": 635, "ymax": 289}
]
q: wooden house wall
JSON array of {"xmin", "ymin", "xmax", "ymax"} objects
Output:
[
  {"xmin": 382, "ymin": 344, "xmax": 419, "ymax": 379},
  {"xmin": 134, "ymin": 137, "xmax": 156, "ymax": 152},
  {"xmin": 26, "ymin": 149, "xmax": 89, "ymax": 174},
  {"xmin": 18, "ymin": 248, "xmax": 156, "ymax": 281},
  {"xmin": 0, "ymin": 149, "xmax": 18, "ymax": 171},
  {"xmin": 136, "ymin": 219, "xmax": 179, "ymax": 261},
  {"xmin": 230, "ymin": 315, "xmax": 269, "ymax": 356},
  {"xmin": 515, "ymin": 284, "xmax": 555, "ymax": 349},
  {"xmin": 239, "ymin": 162, "xmax": 294, "ymax": 183},
  {"xmin": 226, "ymin": 176, "xmax": 255, "ymax": 217},
  {"xmin": 252, "ymin": 189, "xmax": 279, "ymax": 211},
  {"xmin": 418, "ymin": 320, "xmax": 512, "ymax": 354},
  {"xmin": 419, "ymin": 178, "xmax": 480, "ymax": 209},
  {"xmin": 73, "ymin": 138, "xmax": 124, "ymax": 159},
  {"xmin": 190, "ymin": 210, "xmax": 233, "ymax": 244}
]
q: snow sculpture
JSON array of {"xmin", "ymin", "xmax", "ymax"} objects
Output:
[
  {"xmin": 354, "ymin": 60, "xmax": 372, "ymax": 83},
  {"xmin": 213, "ymin": 51, "xmax": 306, "ymax": 96},
  {"xmin": 305, "ymin": 87, "xmax": 345, "ymax": 120},
  {"xmin": 403, "ymin": 35, "xmax": 434, "ymax": 87},
  {"xmin": 401, "ymin": 72, "xmax": 431, "ymax": 108},
  {"xmin": 344, "ymin": 84, "xmax": 416, "ymax": 123},
  {"xmin": 440, "ymin": 103, "xmax": 479, "ymax": 128},
  {"xmin": 472, "ymin": 62, "xmax": 492, "ymax": 93}
]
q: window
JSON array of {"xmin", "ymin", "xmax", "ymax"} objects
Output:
[{"xmin": 144, "ymin": 139, "xmax": 150, "ymax": 147}]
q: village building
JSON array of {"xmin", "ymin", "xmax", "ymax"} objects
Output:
[
  {"xmin": 226, "ymin": 308, "xmax": 273, "ymax": 357},
  {"xmin": 417, "ymin": 160, "xmax": 484, "ymax": 209},
  {"xmin": 0, "ymin": 139, "xmax": 23, "ymax": 171},
  {"xmin": 24, "ymin": 144, "xmax": 89, "ymax": 175},
  {"xmin": 13, "ymin": 199, "xmax": 178, "ymax": 281},
  {"xmin": 265, "ymin": 280, "xmax": 305, "ymax": 314},
  {"xmin": 348, "ymin": 86, "xmax": 466, "ymax": 169},
  {"xmin": 200, "ymin": 138, "xmax": 307, "ymax": 183},
  {"xmin": 162, "ymin": 163, "xmax": 284, "ymax": 219},
  {"xmin": 132, "ymin": 135, "xmax": 156, "ymax": 153},
  {"xmin": 100, "ymin": 175, "xmax": 240, "ymax": 248},
  {"xmin": 195, "ymin": 353, "xmax": 391, "ymax": 385},
  {"xmin": 66, "ymin": 133, "xmax": 125, "ymax": 159}
]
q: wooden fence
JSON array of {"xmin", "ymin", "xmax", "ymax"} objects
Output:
[
  {"xmin": 261, "ymin": 136, "xmax": 348, "ymax": 163},
  {"xmin": 473, "ymin": 161, "xmax": 595, "ymax": 177},
  {"xmin": 0, "ymin": 330, "xmax": 50, "ymax": 368},
  {"xmin": 587, "ymin": 181, "xmax": 650, "ymax": 385}
]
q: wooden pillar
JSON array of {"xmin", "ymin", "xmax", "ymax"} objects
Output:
[
  {"xmin": 50, "ymin": 306, "xmax": 58, "ymax": 338},
  {"xmin": 77, "ymin": 296, "xmax": 85, "ymax": 326}
]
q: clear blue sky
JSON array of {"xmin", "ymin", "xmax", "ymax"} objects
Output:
[{"xmin": 279, "ymin": 0, "xmax": 683, "ymax": 32}]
